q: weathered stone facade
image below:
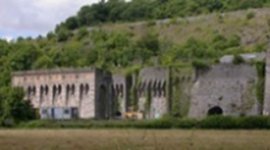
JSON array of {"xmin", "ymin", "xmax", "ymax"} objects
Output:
[
  {"xmin": 112, "ymin": 74, "xmax": 130, "ymax": 117},
  {"xmin": 12, "ymin": 68, "xmax": 112, "ymax": 119},
  {"xmin": 137, "ymin": 67, "xmax": 169, "ymax": 119},
  {"xmin": 189, "ymin": 64, "xmax": 260, "ymax": 118},
  {"xmin": 11, "ymin": 52, "xmax": 270, "ymax": 120}
]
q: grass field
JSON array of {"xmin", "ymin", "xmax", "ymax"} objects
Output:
[{"xmin": 0, "ymin": 129, "xmax": 270, "ymax": 150}]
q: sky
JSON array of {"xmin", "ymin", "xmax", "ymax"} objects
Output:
[{"xmin": 0, "ymin": 0, "xmax": 99, "ymax": 41}]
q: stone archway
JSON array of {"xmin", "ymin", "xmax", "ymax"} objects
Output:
[{"xmin": 208, "ymin": 106, "xmax": 223, "ymax": 116}]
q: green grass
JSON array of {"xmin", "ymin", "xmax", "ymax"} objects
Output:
[{"xmin": 1, "ymin": 129, "xmax": 270, "ymax": 150}]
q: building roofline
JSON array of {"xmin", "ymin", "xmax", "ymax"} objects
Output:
[{"xmin": 12, "ymin": 67, "xmax": 99, "ymax": 76}]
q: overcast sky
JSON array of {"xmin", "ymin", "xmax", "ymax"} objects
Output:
[{"xmin": 0, "ymin": 0, "xmax": 99, "ymax": 41}]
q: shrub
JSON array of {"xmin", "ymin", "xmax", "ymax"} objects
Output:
[
  {"xmin": 174, "ymin": 118, "xmax": 198, "ymax": 129},
  {"xmin": 199, "ymin": 116, "xmax": 237, "ymax": 129},
  {"xmin": 57, "ymin": 28, "xmax": 71, "ymax": 42},
  {"xmin": 169, "ymin": 18, "xmax": 178, "ymax": 25},
  {"xmin": 236, "ymin": 116, "xmax": 270, "ymax": 129},
  {"xmin": 246, "ymin": 12, "xmax": 255, "ymax": 20},
  {"xmin": 142, "ymin": 119, "xmax": 173, "ymax": 129},
  {"xmin": 77, "ymin": 27, "xmax": 89, "ymax": 40},
  {"xmin": 233, "ymin": 55, "xmax": 245, "ymax": 64},
  {"xmin": 192, "ymin": 60, "xmax": 210, "ymax": 70},
  {"xmin": 0, "ymin": 87, "xmax": 37, "ymax": 127},
  {"xmin": 146, "ymin": 20, "xmax": 156, "ymax": 27}
]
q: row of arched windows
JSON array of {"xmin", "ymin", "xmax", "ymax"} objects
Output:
[
  {"xmin": 53, "ymin": 85, "xmax": 62, "ymax": 99},
  {"xmin": 112, "ymin": 84, "xmax": 124, "ymax": 98},
  {"xmin": 138, "ymin": 81, "xmax": 166, "ymax": 97},
  {"xmin": 27, "ymin": 84, "xmax": 90, "ymax": 99},
  {"xmin": 66, "ymin": 84, "xmax": 76, "ymax": 96},
  {"xmin": 27, "ymin": 86, "xmax": 36, "ymax": 96},
  {"xmin": 79, "ymin": 84, "xmax": 90, "ymax": 100}
]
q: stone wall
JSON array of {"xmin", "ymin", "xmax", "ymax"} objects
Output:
[
  {"xmin": 112, "ymin": 74, "xmax": 130, "ymax": 117},
  {"xmin": 137, "ymin": 67, "xmax": 169, "ymax": 119},
  {"xmin": 189, "ymin": 64, "xmax": 260, "ymax": 118}
]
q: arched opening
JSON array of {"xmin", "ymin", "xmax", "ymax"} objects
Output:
[
  {"xmin": 27, "ymin": 86, "xmax": 31, "ymax": 97},
  {"xmin": 153, "ymin": 81, "xmax": 157, "ymax": 97},
  {"xmin": 71, "ymin": 84, "xmax": 75, "ymax": 95},
  {"xmin": 58, "ymin": 85, "xmax": 62, "ymax": 95},
  {"xmin": 53, "ymin": 85, "xmax": 57, "ymax": 99},
  {"xmin": 45, "ymin": 85, "xmax": 49, "ymax": 95},
  {"xmin": 157, "ymin": 81, "xmax": 162, "ymax": 97},
  {"xmin": 162, "ymin": 81, "xmax": 166, "ymax": 97},
  {"xmin": 115, "ymin": 111, "xmax": 122, "ymax": 118},
  {"xmin": 79, "ymin": 84, "xmax": 84, "ymax": 100},
  {"xmin": 85, "ymin": 84, "xmax": 89, "ymax": 94},
  {"xmin": 40, "ymin": 86, "xmax": 44, "ymax": 101},
  {"xmin": 115, "ymin": 84, "xmax": 119, "ymax": 96},
  {"xmin": 66, "ymin": 84, "xmax": 70, "ymax": 105},
  {"xmin": 148, "ymin": 81, "xmax": 152, "ymax": 96},
  {"xmin": 208, "ymin": 106, "xmax": 223, "ymax": 116},
  {"xmin": 32, "ymin": 86, "xmax": 36, "ymax": 96}
]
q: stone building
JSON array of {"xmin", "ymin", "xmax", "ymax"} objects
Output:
[
  {"xmin": 12, "ymin": 68, "xmax": 113, "ymax": 119},
  {"xmin": 11, "ymin": 52, "xmax": 270, "ymax": 120}
]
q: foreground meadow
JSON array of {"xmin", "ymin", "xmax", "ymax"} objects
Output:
[{"xmin": 0, "ymin": 129, "xmax": 269, "ymax": 150}]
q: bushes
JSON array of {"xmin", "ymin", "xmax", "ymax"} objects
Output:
[
  {"xmin": 57, "ymin": 28, "xmax": 72, "ymax": 42},
  {"xmin": 174, "ymin": 118, "xmax": 198, "ymax": 129},
  {"xmin": 237, "ymin": 116, "xmax": 269, "ymax": 129},
  {"xmin": 233, "ymin": 55, "xmax": 245, "ymax": 64},
  {"xmin": 199, "ymin": 116, "xmax": 237, "ymax": 129},
  {"xmin": 0, "ymin": 87, "xmax": 37, "ymax": 127},
  {"xmin": 17, "ymin": 116, "xmax": 270, "ymax": 129},
  {"xmin": 192, "ymin": 60, "xmax": 210, "ymax": 70},
  {"xmin": 246, "ymin": 12, "xmax": 256, "ymax": 20}
]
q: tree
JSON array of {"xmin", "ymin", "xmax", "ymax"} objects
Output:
[
  {"xmin": 8, "ymin": 43, "xmax": 42, "ymax": 70},
  {"xmin": 0, "ymin": 87, "xmax": 36, "ymax": 125},
  {"xmin": 137, "ymin": 32, "xmax": 160, "ymax": 56},
  {"xmin": 65, "ymin": 16, "xmax": 79, "ymax": 30},
  {"xmin": 33, "ymin": 55, "xmax": 54, "ymax": 69},
  {"xmin": 77, "ymin": 27, "xmax": 89, "ymax": 40},
  {"xmin": 57, "ymin": 28, "xmax": 71, "ymax": 42}
]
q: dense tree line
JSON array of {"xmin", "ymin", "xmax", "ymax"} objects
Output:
[{"xmin": 58, "ymin": 0, "xmax": 270, "ymax": 30}]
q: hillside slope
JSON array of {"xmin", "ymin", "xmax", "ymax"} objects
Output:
[{"xmin": 98, "ymin": 8, "xmax": 270, "ymax": 52}]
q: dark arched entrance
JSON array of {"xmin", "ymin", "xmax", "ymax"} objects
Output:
[{"xmin": 208, "ymin": 106, "xmax": 223, "ymax": 116}]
